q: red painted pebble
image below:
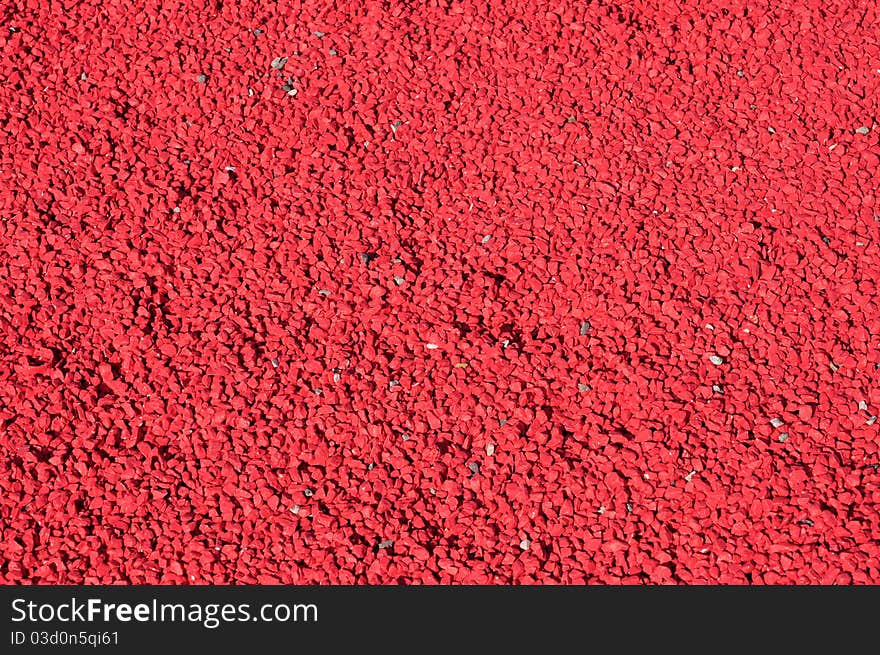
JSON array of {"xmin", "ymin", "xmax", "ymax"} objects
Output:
[{"xmin": 1, "ymin": 0, "xmax": 879, "ymax": 584}]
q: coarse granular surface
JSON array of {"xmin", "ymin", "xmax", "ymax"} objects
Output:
[{"xmin": 1, "ymin": 0, "xmax": 879, "ymax": 584}]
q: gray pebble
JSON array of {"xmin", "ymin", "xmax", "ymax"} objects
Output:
[
  {"xmin": 770, "ymin": 417, "xmax": 784, "ymax": 428},
  {"xmin": 867, "ymin": 416, "xmax": 877, "ymax": 426},
  {"xmin": 318, "ymin": 289, "xmax": 331, "ymax": 296},
  {"xmin": 736, "ymin": 70, "xmax": 744, "ymax": 77},
  {"xmin": 485, "ymin": 443, "xmax": 495, "ymax": 456},
  {"xmin": 270, "ymin": 358, "xmax": 279, "ymax": 368},
  {"xmin": 498, "ymin": 418, "xmax": 508, "ymax": 426},
  {"xmin": 333, "ymin": 372, "xmax": 341, "ymax": 383},
  {"xmin": 580, "ymin": 320, "xmax": 592, "ymax": 335},
  {"xmin": 304, "ymin": 489, "xmax": 314, "ymax": 497},
  {"xmin": 709, "ymin": 355, "xmax": 724, "ymax": 365},
  {"xmin": 378, "ymin": 539, "xmax": 394, "ymax": 549},
  {"xmin": 270, "ymin": 57, "xmax": 288, "ymax": 70},
  {"xmin": 393, "ymin": 276, "xmax": 405, "ymax": 286},
  {"xmin": 329, "ymin": 49, "xmax": 337, "ymax": 56},
  {"xmin": 468, "ymin": 462, "xmax": 480, "ymax": 475},
  {"xmin": 481, "ymin": 234, "xmax": 492, "ymax": 244},
  {"xmin": 519, "ymin": 539, "xmax": 531, "ymax": 551},
  {"xmin": 778, "ymin": 432, "xmax": 789, "ymax": 443},
  {"xmin": 626, "ymin": 503, "xmax": 633, "ymax": 512},
  {"xmin": 196, "ymin": 74, "xmax": 208, "ymax": 84},
  {"xmin": 858, "ymin": 400, "xmax": 868, "ymax": 411},
  {"xmin": 855, "ymin": 126, "xmax": 871, "ymax": 135},
  {"xmin": 768, "ymin": 127, "xmax": 776, "ymax": 134},
  {"xmin": 685, "ymin": 470, "xmax": 696, "ymax": 482},
  {"xmin": 253, "ymin": 28, "xmax": 263, "ymax": 36},
  {"xmin": 314, "ymin": 31, "xmax": 325, "ymax": 37},
  {"xmin": 712, "ymin": 384, "xmax": 723, "ymax": 394},
  {"xmin": 578, "ymin": 383, "xmax": 590, "ymax": 392}
]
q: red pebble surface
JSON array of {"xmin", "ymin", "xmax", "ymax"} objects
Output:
[{"xmin": 1, "ymin": 0, "xmax": 879, "ymax": 584}]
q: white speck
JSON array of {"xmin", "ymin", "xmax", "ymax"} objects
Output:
[
  {"xmin": 270, "ymin": 358, "xmax": 279, "ymax": 368},
  {"xmin": 290, "ymin": 505, "xmax": 300, "ymax": 514},
  {"xmin": 858, "ymin": 400, "xmax": 868, "ymax": 411},
  {"xmin": 685, "ymin": 470, "xmax": 696, "ymax": 482},
  {"xmin": 270, "ymin": 56, "xmax": 288, "ymax": 69},
  {"xmin": 519, "ymin": 539, "xmax": 531, "ymax": 551},
  {"xmin": 333, "ymin": 372, "xmax": 341, "ymax": 383},
  {"xmin": 598, "ymin": 506, "xmax": 606, "ymax": 515},
  {"xmin": 855, "ymin": 126, "xmax": 871, "ymax": 135},
  {"xmin": 868, "ymin": 416, "xmax": 877, "ymax": 426},
  {"xmin": 770, "ymin": 417, "xmax": 784, "ymax": 428},
  {"xmin": 224, "ymin": 165, "xmax": 236, "ymax": 172},
  {"xmin": 778, "ymin": 432, "xmax": 789, "ymax": 442},
  {"xmin": 709, "ymin": 355, "xmax": 724, "ymax": 365},
  {"xmin": 393, "ymin": 276, "xmax": 405, "ymax": 286},
  {"xmin": 829, "ymin": 144, "xmax": 837, "ymax": 150},
  {"xmin": 481, "ymin": 235, "xmax": 492, "ymax": 243},
  {"xmin": 425, "ymin": 343, "xmax": 439, "ymax": 350},
  {"xmin": 486, "ymin": 443, "xmax": 495, "ymax": 456},
  {"xmin": 730, "ymin": 166, "xmax": 740, "ymax": 172},
  {"xmin": 706, "ymin": 324, "xmax": 714, "ymax": 330}
]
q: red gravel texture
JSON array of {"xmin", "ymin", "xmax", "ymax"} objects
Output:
[{"xmin": 2, "ymin": 0, "xmax": 879, "ymax": 584}]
